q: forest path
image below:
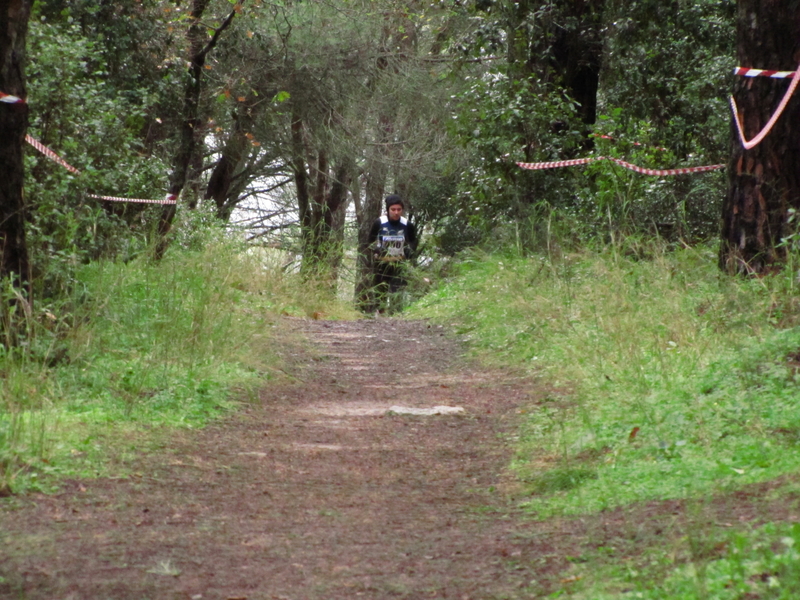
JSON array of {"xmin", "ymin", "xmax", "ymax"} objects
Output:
[{"xmin": 0, "ymin": 318, "xmax": 572, "ymax": 600}]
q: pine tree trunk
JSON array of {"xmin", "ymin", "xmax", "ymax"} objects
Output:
[
  {"xmin": 719, "ymin": 0, "xmax": 800, "ymax": 273},
  {"xmin": 0, "ymin": 0, "xmax": 33, "ymax": 338}
]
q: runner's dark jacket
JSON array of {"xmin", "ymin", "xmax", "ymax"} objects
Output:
[{"xmin": 368, "ymin": 215, "xmax": 418, "ymax": 262}]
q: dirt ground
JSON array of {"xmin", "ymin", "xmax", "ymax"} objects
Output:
[
  {"xmin": 0, "ymin": 318, "xmax": 563, "ymax": 600},
  {"xmin": 2, "ymin": 317, "xmax": 800, "ymax": 600}
]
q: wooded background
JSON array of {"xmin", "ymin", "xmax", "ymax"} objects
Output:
[{"xmin": 3, "ymin": 0, "xmax": 799, "ymax": 325}]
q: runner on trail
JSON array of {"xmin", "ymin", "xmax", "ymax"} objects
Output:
[{"xmin": 367, "ymin": 194, "xmax": 418, "ymax": 314}]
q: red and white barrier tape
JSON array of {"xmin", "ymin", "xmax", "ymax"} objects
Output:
[
  {"xmin": 25, "ymin": 135, "xmax": 81, "ymax": 174},
  {"xmin": 518, "ymin": 157, "xmax": 596, "ymax": 170},
  {"xmin": 0, "ymin": 91, "xmax": 25, "ymax": 104},
  {"xmin": 730, "ymin": 62, "xmax": 800, "ymax": 150},
  {"xmin": 517, "ymin": 156, "xmax": 724, "ymax": 176},
  {"xmin": 609, "ymin": 158, "xmax": 724, "ymax": 176},
  {"xmin": 734, "ymin": 67, "xmax": 796, "ymax": 79},
  {"xmin": 87, "ymin": 193, "xmax": 177, "ymax": 205},
  {"xmin": 24, "ymin": 135, "xmax": 177, "ymax": 204}
]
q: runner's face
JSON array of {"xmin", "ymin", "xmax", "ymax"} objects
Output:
[{"xmin": 388, "ymin": 204, "xmax": 403, "ymax": 221}]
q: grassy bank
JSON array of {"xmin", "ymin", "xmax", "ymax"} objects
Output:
[
  {"xmin": 0, "ymin": 237, "xmax": 357, "ymax": 495},
  {"xmin": 407, "ymin": 239, "xmax": 800, "ymax": 598}
]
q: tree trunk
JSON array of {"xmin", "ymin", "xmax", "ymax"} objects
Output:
[
  {"xmin": 720, "ymin": 0, "xmax": 800, "ymax": 273},
  {"xmin": 206, "ymin": 107, "xmax": 251, "ymax": 220},
  {"xmin": 291, "ymin": 110, "xmax": 313, "ymax": 255},
  {"xmin": 156, "ymin": 0, "xmax": 239, "ymax": 259},
  {"xmin": 0, "ymin": 0, "xmax": 33, "ymax": 341},
  {"xmin": 316, "ymin": 160, "xmax": 352, "ymax": 285},
  {"xmin": 354, "ymin": 17, "xmax": 411, "ymax": 311},
  {"xmin": 354, "ymin": 152, "xmax": 387, "ymax": 313},
  {"xmin": 291, "ymin": 123, "xmax": 353, "ymax": 285},
  {"xmin": 548, "ymin": 0, "xmax": 604, "ymax": 129}
]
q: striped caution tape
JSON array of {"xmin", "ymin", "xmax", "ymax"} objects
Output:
[
  {"xmin": 87, "ymin": 193, "xmax": 177, "ymax": 205},
  {"xmin": 9, "ymin": 89, "xmax": 175, "ymax": 204},
  {"xmin": 24, "ymin": 135, "xmax": 177, "ymax": 204},
  {"xmin": 517, "ymin": 156, "xmax": 724, "ymax": 175},
  {"xmin": 517, "ymin": 157, "xmax": 597, "ymax": 170},
  {"xmin": 734, "ymin": 67, "xmax": 796, "ymax": 79},
  {"xmin": 730, "ymin": 62, "xmax": 800, "ymax": 150},
  {"xmin": 25, "ymin": 135, "xmax": 81, "ymax": 174},
  {"xmin": 0, "ymin": 91, "xmax": 25, "ymax": 104},
  {"xmin": 607, "ymin": 158, "xmax": 725, "ymax": 176}
]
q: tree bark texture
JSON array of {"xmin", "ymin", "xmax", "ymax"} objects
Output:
[
  {"xmin": 0, "ymin": 0, "xmax": 32, "ymax": 310},
  {"xmin": 206, "ymin": 107, "xmax": 252, "ymax": 220},
  {"xmin": 354, "ymin": 125, "xmax": 389, "ymax": 312},
  {"xmin": 720, "ymin": 0, "xmax": 800, "ymax": 273},
  {"xmin": 156, "ymin": 0, "xmax": 239, "ymax": 259},
  {"xmin": 507, "ymin": 0, "xmax": 603, "ymax": 130},
  {"xmin": 290, "ymin": 110, "xmax": 353, "ymax": 284},
  {"xmin": 547, "ymin": 0, "xmax": 604, "ymax": 128}
]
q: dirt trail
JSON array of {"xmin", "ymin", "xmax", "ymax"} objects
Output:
[{"xmin": 0, "ymin": 318, "xmax": 568, "ymax": 600}]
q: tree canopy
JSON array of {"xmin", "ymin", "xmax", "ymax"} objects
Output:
[{"xmin": 9, "ymin": 0, "xmax": 799, "ymax": 323}]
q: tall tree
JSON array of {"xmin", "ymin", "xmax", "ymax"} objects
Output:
[
  {"xmin": 156, "ymin": 0, "xmax": 241, "ymax": 259},
  {"xmin": 352, "ymin": 1, "xmax": 462, "ymax": 309},
  {"xmin": 521, "ymin": 0, "xmax": 605, "ymax": 132},
  {"xmin": 205, "ymin": 104, "xmax": 253, "ymax": 220},
  {"xmin": 719, "ymin": 0, "xmax": 800, "ymax": 273},
  {"xmin": 0, "ymin": 0, "xmax": 33, "ymax": 336},
  {"xmin": 600, "ymin": 0, "xmax": 734, "ymax": 241},
  {"xmin": 353, "ymin": 9, "xmax": 417, "ymax": 310},
  {"xmin": 223, "ymin": 1, "xmax": 457, "ymax": 292},
  {"xmin": 444, "ymin": 0, "xmax": 605, "ymax": 240}
]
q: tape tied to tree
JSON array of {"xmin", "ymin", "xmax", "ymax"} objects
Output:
[
  {"xmin": 0, "ymin": 91, "xmax": 25, "ymax": 104},
  {"xmin": 24, "ymin": 135, "xmax": 177, "ymax": 204},
  {"xmin": 517, "ymin": 156, "xmax": 725, "ymax": 176},
  {"xmin": 734, "ymin": 67, "xmax": 797, "ymax": 79},
  {"xmin": 730, "ymin": 62, "xmax": 800, "ymax": 150}
]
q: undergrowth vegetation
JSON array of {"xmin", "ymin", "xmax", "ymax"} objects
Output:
[
  {"xmin": 0, "ymin": 228, "xmax": 357, "ymax": 496},
  {"xmin": 408, "ymin": 238, "xmax": 800, "ymax": 598}
]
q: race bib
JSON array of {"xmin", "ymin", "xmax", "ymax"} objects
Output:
[{"xmin": 380, "ymin": 234, "xmax": 405, "ymax": 257}]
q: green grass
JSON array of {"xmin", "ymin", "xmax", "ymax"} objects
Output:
[
  {"xmin": 407, "ymin": 238, "xmax": 800, "ymax": 597},
  {"xmin": 7, "ymin": 225, "xmax": 800, "ymax": 595},
  {"xmin": 556, "ymin": 520, "xmax": 800, "ymax": 600},
  {"xmin": 0, "ymin": 234, "xmax": 358, "ymax": 494}
]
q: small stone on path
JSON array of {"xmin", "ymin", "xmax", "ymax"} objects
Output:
[{"xmin": 387, "ymin": 405, "xmax": 465, "ymax": 415}]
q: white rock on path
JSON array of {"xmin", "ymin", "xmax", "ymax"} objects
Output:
[{"xmin": 387, "ymin": 405, "xmax": 465, "ymax": 416}]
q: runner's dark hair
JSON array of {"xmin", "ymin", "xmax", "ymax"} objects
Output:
[{"xmin": 385, "ymin": 195, "xmax": 404, "ymax": 210}]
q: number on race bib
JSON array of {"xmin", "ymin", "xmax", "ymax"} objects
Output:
[{"xmin": 381, "ymin": 235, "xmax": 405, "ymax": 257}]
